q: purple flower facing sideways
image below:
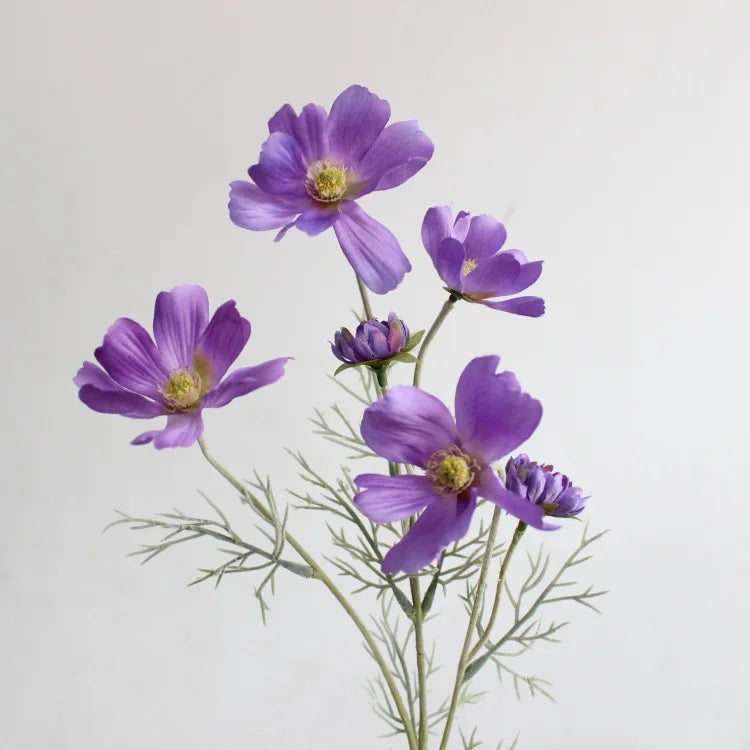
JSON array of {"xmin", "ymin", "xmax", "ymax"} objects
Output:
[
  {"xmin": 229, "ymin": 85, "xmax": 434, "ymax": 294},
  {"xmin": 332, "ymin": 313, "xmax": 410, "ymax": 366},
  {"xmin": 354, "ymin": 356, "xmax": 557, "ymax": 575},
  {"xmin": 421, "ymin": 206, "xmax": 545, "ymax": 317},
  {"xmin": 74, "ymin": 285, "xmax": 290, "ymax": 449},
  {"xmin": 505, "ymin": 455, "xmax": 588, "ymax": 523}
]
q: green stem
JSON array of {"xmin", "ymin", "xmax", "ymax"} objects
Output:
[
  {"xmin": 197, "ymin": 437, "xmax": 418, "ymax": 750},
  {"xmin": 437, "ymin": 507, "xmax": 502, "ymax": 750},
  {"xmin": 412, "ymin": 294, "xmax": 458, "ymax": 388},
  {"xmin": 410, "ymin": 576, "xmax": 428, "ymax": 749},
  {"xmin": 469, "ymin": 521, "xmax": 526, "ymax": 660},
  {"xmin": 356, "ymin": 273, "xmax": 374, "ymax": 320}
]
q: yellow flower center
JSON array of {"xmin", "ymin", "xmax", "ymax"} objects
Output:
[
  {"xmin": 462, "ymin": 258, "xmax": 478, "ymax": 276},
  {"xmin": 306, "ymin": 161, "xmax": 348, "ymax": 203},
  {"xmin": 163, "ymin": 369, "xmax": 202, "ymax": 410},
  {"xmin": 427, "ymin": 447, "xmax": 478, "ymax": 493}
]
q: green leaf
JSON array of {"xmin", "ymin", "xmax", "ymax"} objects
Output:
[{"xmin": 403, "ymin": 329, "xmax": 425, "ymax": 351}]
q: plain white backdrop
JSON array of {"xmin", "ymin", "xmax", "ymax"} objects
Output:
[{"xmin": 2, "ymin": 1, "xmax": 749, "ymax": 748}]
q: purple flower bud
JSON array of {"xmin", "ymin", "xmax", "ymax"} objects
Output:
[
  {"xmin": 505, "ymin": 455, "xmax": 588, "ymax": 518},
  {"xmin": 331, "ymin": 313, "xmax": 410, "ymax": 366}
]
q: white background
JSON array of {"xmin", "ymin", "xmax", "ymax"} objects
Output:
[{"xmin": 2, "ymin": 1, "xmax": 749, "ymax": 748}]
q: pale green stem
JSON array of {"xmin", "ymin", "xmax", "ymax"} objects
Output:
[
  {"xmin": 356, "ymin": 273, "xmax": 374, "ymax": 320},
  {"xmin": 375, "ymin": 366, "xmax": 428, "ymax": 748},
  {"xmin": 197, "ymin": 437, "xmax": 418, "ymax": 750},
  {"xmin": 468, "ymin": 521, "xmax": 526, "ymax": 660},
  {"xmin": 437, "ymin": 506, "xmax": 502, "ymax": 750},
  {"xmin": 412, "ymin": 294, "xmax": 458, "ymax": 388}
]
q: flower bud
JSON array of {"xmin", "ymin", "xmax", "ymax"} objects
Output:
[{"xmin": 331, "ymin": 313, "xmax": 411, "ymax": 367}]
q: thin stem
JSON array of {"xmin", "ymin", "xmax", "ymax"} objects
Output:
[
  {"xmin": 437, "ymin": 506, "xmax": 502, "ymax": 750},
  {"xmin": 469, "ymin": 521, "xmax": 526, "ymax": 659},
  {"xmin": 412, "ymin": 294, "xmax": 458, "ymax": 388},
  {"xmin": 197, "ymin": 437, "xmax": 418, "ymax": 750},
  {"xmin": 410, "ymin": 576, "xmax": 428, "ymax": 749},
  {"xmin": 356, "ymin": 273, "xmax": 374, "ymax": 319}
]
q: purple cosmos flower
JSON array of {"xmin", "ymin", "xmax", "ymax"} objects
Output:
[
  {"xmin": 331, "ymin": 313, "xmax": 416, "ymax": 370},
  {"xmin": 505, "ymin": 455, "xmax": 588, "ymax": 522},
  {"xmin": 421, "ymin": 206, "xmax": 545, "ymax": 317},
  {"xmin": 353, "ymin": 356, "xmax": 556, "ymax": 575},
  {"xmin": 74, "ymin": 285, "xmax": 290, "ymax": 449},
  {"xmin": 229, "ymin": 85, "xmax": 434, "ymax": 295}
]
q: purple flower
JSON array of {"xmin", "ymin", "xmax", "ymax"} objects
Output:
[
  {"xmin": 505, "ymin": 455, "xmax": 588, "ymax": 521},
  {"xmin": 353, "ymin": 356, "xmax": 556, "ymax": 575},
  {"xmin": 74, "ymin": 285, "xmax": 290, "ymax": 449},
  {"xmin": 421, "ymin": 206, "xmax": 545, "ymax": 317},
  {"xmin": 229, "ymin": 85, "xmax": 434, "ymax": 295},
  {"xmin": 331, "ymin": 313, "xmax": 420, "ymax": 372}
]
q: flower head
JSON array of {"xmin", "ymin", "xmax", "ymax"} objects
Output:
[
  {"xmin": 331, "ymin": 313, "xmax": 420, "ymax": 372},
  {"xmin": 421, "ymin": 206, "xmax": 545, "ymax": 317},
  {"xmin": 229, "ymin": 85, "xmax": 434, "ymax": 294},
  {"xmin": 505, "ymin": 455, "xmax": 588, "ymax": 519},
  {"xmin": 74, "ymin": 285, "xmax": 290, "ymax": 449},
  {"xmin": 353, "ymin": 356, "xmax": 556, "ymax": 575}
]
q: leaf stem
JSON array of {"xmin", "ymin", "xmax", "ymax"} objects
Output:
[
  {"xmin": 197, "ymin": 437, "xmax": 418, "ymax": 749},
  {"xmin": 437, "ymin": 506, "xmax": 502, "ymax": 750},
  {"xmin": 356, "ymin": 273, "xmax": 374, "ymax": 320},
  {"xmin": 413, "ymin": 294, "xmax": 458, "ymax": 388}
]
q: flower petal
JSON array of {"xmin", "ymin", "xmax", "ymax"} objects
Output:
[
  {"xmin": 95, "ymin": 318, "xmax": 169, "ymax": 400},
  {"xmin": 247, "ymin": 132, "xmax": 308, "ymax": 198},
  {"xmin": 360, "ymin": 385, "xmax": 458, "ymax": 467},
  {"xmin": 194, "ymin": 300, "xmax": 251, "ymax": 387},
  {"xmin": 476, "ymin": 468, "xmax": 556, "ymax": 529},
  {"xmin": 202, "ymin": 357, "xmax": 290, "ymax": 409},
  {"xmin": 74, "ymin": 361, "xmax": 125, "ymax": 391},
  {"xmin": 268, "ymin": 103, "xmax": 329, "ymax": 164},
  {"xmin": 229, "ymin": 181, "xmax": 302, "ymax": 231},
  {"xmin": 381, "ymin": 493, "xmax": 478, "ymax": 574},
  {"xmin": 78, "ymin": 384, "xmax": 163, "ymax": 418},
  {"xmin": 333, "ymin": 201, "xmax": 411, "ymax": 294},
  {"xmin": 355, "ymin": 120, "xmax": 434, "ymax": 195},
  {"xmin": 463, "ymin": 253, "xmax": 543, "ymax": 298},
  {"xmin": 480, "ymin": 296, "xmax": 546, "ymax": 317},
  {"xmin": 421, "ymin": 205, "xmax": 454, "ymax": 262},
  {"xmin": 354, "ymin": 474, "xmax": 440, "ymax": 523},
  {"xmin": 327, "ymin": 85, "xmax": 390, "ymax": 164},
  {"xmin": 294, "ymin": 205, "xmax": 340, "ymax": 236},
  {"xmin": 455, "ymin": 356, "xmax": 542, "ymax": 463},
  {"xmin": 153, "ymin": 285, "xmax": 209, "ymax": 371},
  {"xmin": 131, "ymin": 411, "xmax": 204, "ymax": 449},
  {"xmin": 462, "ymin": 215, "xmax": 507, "ymax": 261},
  {"xmin": 434, "ymin": 237, "xmax": 465, "ymax": 291}
]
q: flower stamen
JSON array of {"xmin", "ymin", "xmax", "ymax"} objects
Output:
[
  {"xmin": 462, "ymin": 258, "xmax": 478, "ymax": 276},
  {"xmin": 426, "ymin": 446, "xmax": 478, "ymax": 494},
  {"xmin": 163, "ymin": 369, "xmax": 202, "ymax": 410},
  {"xmin": 306, "ymin": 161, "xmax": 348, "ymax": 203}
]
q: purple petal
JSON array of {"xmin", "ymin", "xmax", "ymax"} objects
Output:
[
  {"xmin": 95, "ymin": 318, "xmax": 169, "ymax": 400},
  {"xmin": 229, "ymin": 181, "xmax": 303, "ymax": 232},
  {"xmin": 247, "ymin": 132, "xmax": 308, "ymax": 198},
  {"xmin": 476, "ymin": 468, "xmax": 556, "ymax": 530},
  {"xmin": 462, "ymin": 215, "xmax": 507, "ymax": 261},
  {"xmin": 268, "ymin": 103, "xmax": 328, "ymax": 164},
  {"xmin": 131, "ymin": 411, "xmax": 204, "ymax": 449},
  {"xmin": 480, "ymin": 296, "xmax": 546, "ymax": 317},
  {"xmin": 153, "ymin": 285, "xmax": 209, "ymax": 371},
  {"xmin": 78, "ymin": 384, "xmax": 163, "ymax": 419},
  {"xmin": 202, "ymin": 357, "xmax": 290, "ymax": 409},
  {"xmin": 360, "ymin": 385, "xmax": 458, "ymax": 467},
  {"xmin": 294, "ymin": 205, "xmax": 340, "ymax": 236},
  {"xmin": 355, "ymin": 120, "xmax": 433, "ymax": 195},
  {"xmin": 421, "ymin": 205, "xmax": 454, "ymax": 262},
  {"xmin": 381, "ymin": 493, "xmax": 478, "ymax": 574},
  {"xmin": 434, "ymin": 237, "xmax": 465, "ymax": 291},
  {"xmin": 74, "ymin": 361, "xmax": 125, "ymax": 391},
  {"xmin": 194, "ymin": 300, "xmax": 251, "ymax": 387},
  {"xmin": 333, "ymin": 201, "xmax": 411, "ymax": 294},
  {"xmin": 327, "ymin": 85, "xmax": 390, "ymax": 164},
  {"xmin": 463, "ymin": 254, "xmax": 543, "ymax": 297},
  {"xmin": 354, "ymin": 474, "xmax": 440, "ymax": 523},
  {"xmin": 455, "ymin": 356, "xmax": 542, "ymax": 463}
]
